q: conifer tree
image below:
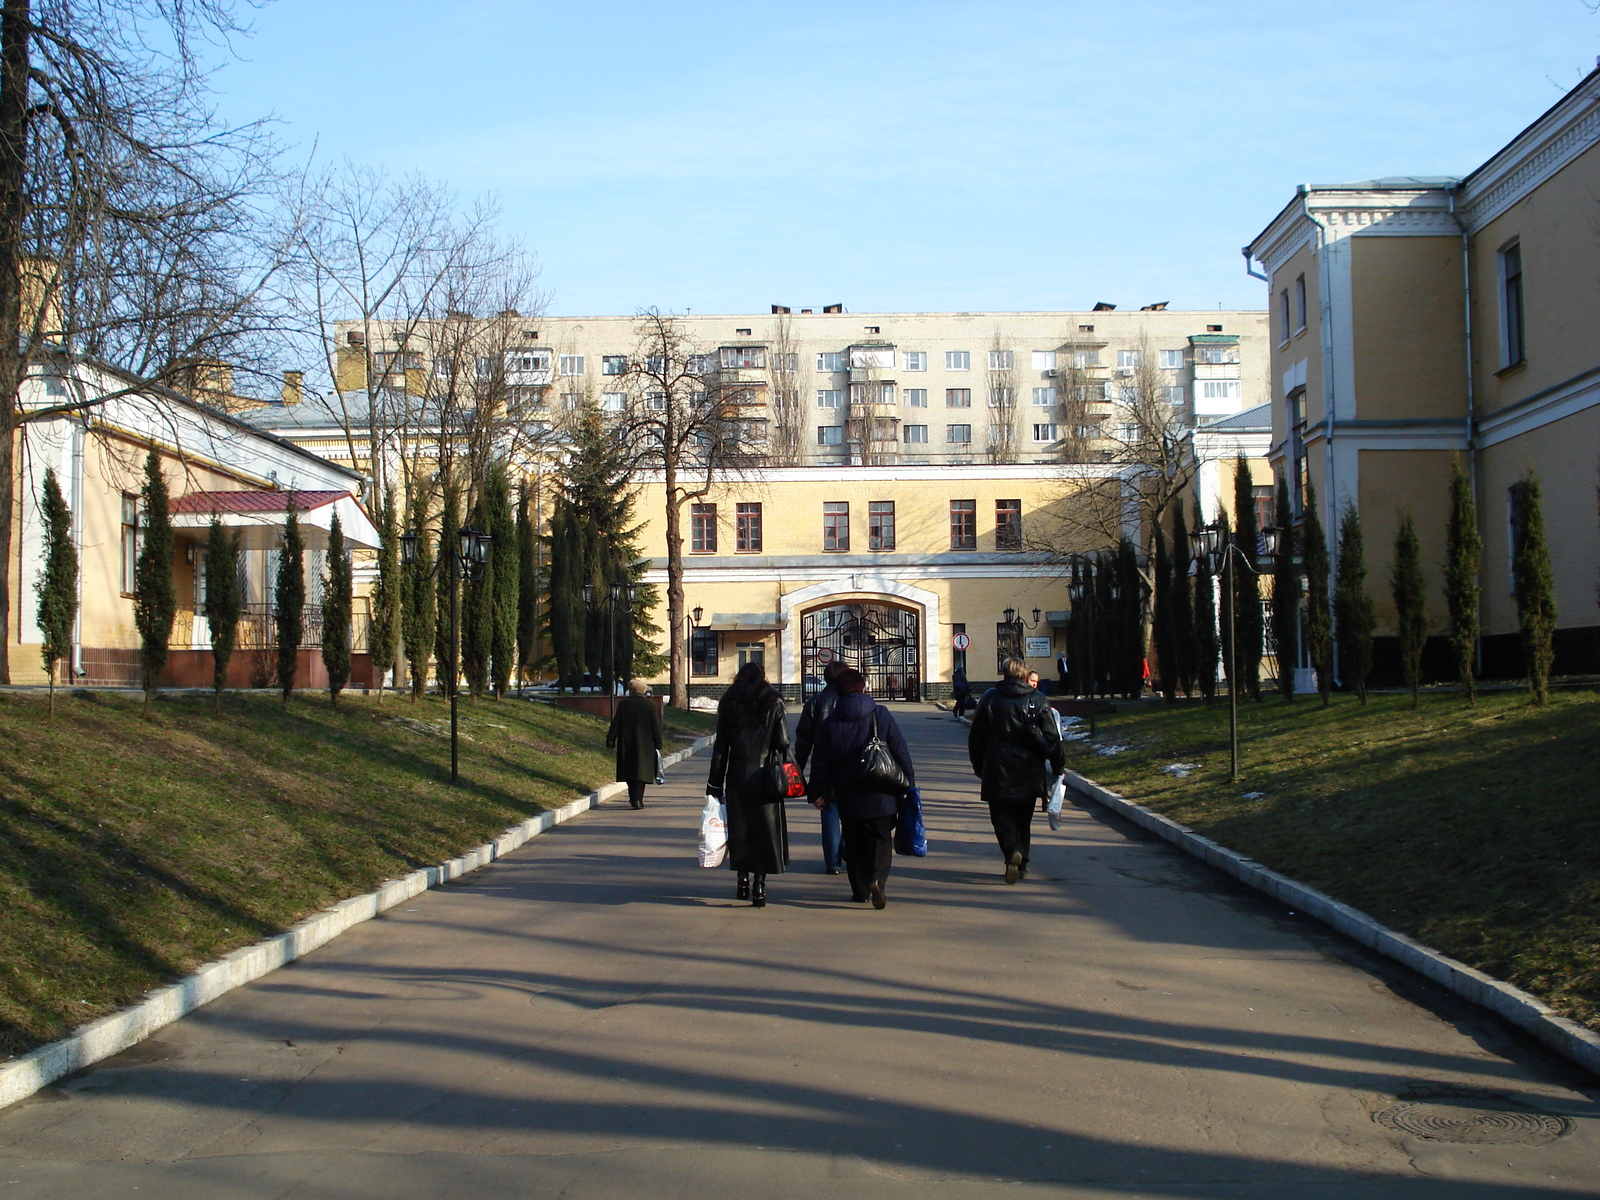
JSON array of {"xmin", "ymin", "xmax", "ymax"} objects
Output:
[
  {"xmin": 401, "ymin": 485, "xmax": 435, "ymax": 700},
  {"xmin": 1301, "ymin": 481, "xmax": 1333, "ymax": 706},
  {"xmin": 1152, "ymin": 520, "xmax": 1176, "ymax": 701},
  {"xmin": 1231, "ymin": 456, "xmax": 1263, "ymax": 700},
  {"xmin": 322, "ymin": 512, "xmax": 352, "ymax": 705},
  {"xmin": 134, "ymin": 450, "xmax": 175, "ymax": 714},
  {"xmin": 1511, "ymin": 471, "xmax": 1558, "ymax": 704},
  {"xmin": 202, "ymin": 519, "xmax": 241, "ymax": 715},
  {"xmin": 34, "ymin": 467, "xmax": 77, "ymax": 718},
  {"xmin": 1444, "ymin": 460, "xmax": 1482, "ymax": 703},
  {"xmin": 1270, "ymin": 476, "xmax": 1300, "ymax": 701},
  {"xmin": 546, "ymin": 500, "xmax": 584, "ymax": 691},
  {"xmin": 1115, "ymin": 538, "xmax": 1143, "ymax": 697},
  {"xmin": 370, "ymin": 486, "xmax": 400, "ymax": 703},
  {"xmin": 435, "ymin": 485, "xmax": 462, "ymax": 698},
  {"xmin": 1170, "ymin": 502, "xmax": 1197, "ymax": 697},
  {"xmin": 516, "ymin": 482, "xmax": 540, "ymax": 688},
  {"xmin": 1391, "ymin": 511, "xmax": 1427, "ymax": 709},
  {"xmin": 1193, "ymin": 548, "xmax": 1219, "ymax": 701},
  {"xmin": 1334, "ymin": 503, "xmax": 1376, "ymax": 703},
  {"xmin": 486, "ymin": 463, "xmax": 519, "ymax": 698},
  {"xmin": 275, "ymin": 505, "xmax": 305, "ymax": 705}
]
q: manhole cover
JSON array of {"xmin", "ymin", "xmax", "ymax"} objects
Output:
[{"xmin": 1374, "ymin": 1100, "xmax": 1569, "ymax": 1145}]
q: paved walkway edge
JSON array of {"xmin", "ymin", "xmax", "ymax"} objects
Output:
[
  {"xmin": 1064, "ymin": 766, "xmax": 1600, "ymax": 1080},
  {"xmin": 0, "ymin": 735, "xmax": 715, "ymax": 1112}
]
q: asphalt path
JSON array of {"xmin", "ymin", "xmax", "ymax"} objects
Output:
[{"xmin": 1, "ymin": 703, "xmax": 1596, "ymax": 1198}]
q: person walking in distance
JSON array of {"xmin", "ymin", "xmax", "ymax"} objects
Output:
[
  {"xmin": 706, "ymin": 661, "xmax": 793, "ymax": 907},
  {"xmin": 951, "ymin": 667, "xmax": 973, "ymax": 720},
  {"xmin": 1027, "ymin": 669, "xmax": 1068, "ymax": 832},
  {"xmin": 606, "ymin": 679, "xmax": 663, "ymax": 809},
  {"xmin": 808, "ymin": 668, "xmax": 915, "ymax": 909},
  {"xmin": 794, "ymin": 659, "xmax": 846, "ymax": 874},
  {"xmin": 968, "ymin": 657, "xmax": 1064, "ymax": 883},
  {"xmin": 1056, "ymin": 649, "xmax": 1071, "ymax": 696}
]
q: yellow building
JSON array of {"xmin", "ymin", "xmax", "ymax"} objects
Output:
[{"xmin": 1244, "ymin": 67, "xmax": 1600, "ymax": 680}]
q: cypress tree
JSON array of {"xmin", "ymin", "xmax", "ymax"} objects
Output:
[
  {"xmin": 1334, "ymin": 503, "xmax": 1376, "ymax": 703},
  {"xmin": 461, "ymin": 489, "xmax": 492, "ymax": 698},
  {"xmin": 1391, "ymin": 511, "xmax": 1427, "ymax": 709},
  {"xmin": 1511, "ymin": 471, "xmax": 1558, "ymax": 704},
  {"xmin": 1232, "ymin": 456, "xmax": 1263, "ymax": 700},
  {"xmin": 1115, "ymin": 539, "xmax": 1142, "ymax": 697},
  {"xmin": 1217, "ymin": 508, "xmax": 1236, "ymax": 698},
  {"xmin": 1170, "ymin": 502, "xmax": 1196, "ymax": 697},
  {"xmin": 401, "ymin": 485, "xmax": 435, "ymax": 700},
  {"xmin": 435, "ymin": 486, "xmax": 462, "ymax": 698},
  {"xmin": 370, "ymin": 486, "xmax": 400, "ymax": 703},
  {"xmin": 1270, "ymin": 476, "xmax": 1300, "ymax": 701},
  {"xmin": 486, "ymin": 463, "xmax": 519, "ymax": 698},
  {"xmin": 1193, "ymin": 550, "xmax": 1219, "ymax": 702},
  {"xmin": 134, "ymin": 449, "xmax": 175, "ymax": 714},
  {"xmin": 1301, "ymin": 481, "xmax": 1333, "ymax": 706},
  {"xmin": 322, "ymin": 512, "xmax": 352, "ymax": 705},
  {"xmin": 276, "ymin": 504, "xmax": 305, "ymax": 705},
  {"xmin": 1444, "ymin": 460, "xmax": 1482, "ymax": 703},
  {"xmin": 203, "ymin": 518, "xmax": 241, "ymax": 715},
  {"xmin": 516, "ymin": 482, "xmax": 539, "ymax": 688},
  {"xmin": 546, "ymin": 500, "xmax": 582, "ymax": 691},
  {"xmin": 1152, "ymin": 520, "xmax": 1176, "ymax": 701},
  {"xmin": 34, "ymin": 467, "xmax": 77, "ymax": 718}
]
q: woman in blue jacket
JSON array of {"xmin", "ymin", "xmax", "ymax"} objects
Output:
[{"xmin": 808, "ymin": 668, "xmax": 915, "ymax": 909}]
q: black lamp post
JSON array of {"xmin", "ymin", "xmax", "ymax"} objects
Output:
[
  {"xmin": 584, "ymin": 579, "xmax": 639, "ymax": 716},
  {"xmin": 1190, "ymin": 520, "xmax": 1278, "ymax": 782},
  {"xmin": 400, "ymin": 524, "xmax": 492, "ymax": 784}
]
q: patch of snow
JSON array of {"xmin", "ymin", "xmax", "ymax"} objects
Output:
[
  {"xmin": 1161, "ymin": 763, "xmax": 1199, "ymax": 777},
  {"xmin": 1094, "ymin": 744, "xmax": 1131, "ymax": 756},
  {"xmin": 1240, "ymin": 791, "xmax": 1266, "ymax": 801}
]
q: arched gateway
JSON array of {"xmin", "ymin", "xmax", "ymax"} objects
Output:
[{"xmin": 800, "ymin": 602, "xmax": 920, "ymax": 701}]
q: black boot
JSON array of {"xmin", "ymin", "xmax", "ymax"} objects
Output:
[
  {"xmin": 751, "ymin": 873, "xmax": 767, "ymax": 908},
  {"xmin": 736, "ymin": 871, "xmax": 750, "ymax": 901}
]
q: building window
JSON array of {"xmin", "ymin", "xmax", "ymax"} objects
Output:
[
  {"xmin": 600, "ymin": 391, "xmax": 626, "ymax": 412},
  {"xmin": 823, "ymin": 501, "xmax": 850, "ymax": 551},
  {"xmin": 817, "ymin": 351, "xmax": 843, "ymax": 372},
  {"xmin": 868, "ymin": 500, "xmax": 896, "ymax": 551},
  {"xmin": 561, "ymin": 391, "xmax": 583, "ymax": 410},
  {"xmin": 120, "ymin": 492, "xmax": 139, "ymax": 594},
  {"xmin": 558, "ymin": 355, "xmax": 585, "ymax": 376},
  {"xmin": 1163, "ymin": 386, "xmax": 1185, "ymax": 405},
  {"xmin": 602, "ymin": 354, "xmax": 627, "ymax": 375},
  {"xmin": 691, "ymin": 628, "xmax": 719, "ymax": 677},
  {"xmin": 736, "ymin": 502, "xmax": 762, "ymax": 553},
  {"xmin": 817, "ymin": 388, "xmax": 843, "ymax": 408},
  {"xmin": 1201, "ymin": 380, "xmax": 1242, "ymax": 401},
  {"xmin": 1116, "ymin": 349, "xmax": 1140, "ymax": 368},
  {"xmin": 1159, "ymin": 349, "xmax": 1184, "ymax": 369},
  {"xmin": 1031, "ymin": 386, "xmax": 1056, "ymax": 406},
  {"xmin": 987, "ymin": 387, "xmax": 1015, "ymax": 407},
  {"xmin": 720, "ymin": 345, "xmax": 766, "ymax": 369},
  {"xmin": 1278, "ymin": 289, "xmax": 1290, "ymax": 341},
  {"xmin": 1501, "ymin": 241, "xmax": 1525, "ymax": 366},
  {"xmin": 950, "ymin": 499, "xmax": 976, "ymax": 550},
  {"xmin": 740, "ymin": 418, "xmax": 768, "ymax": 444},
  {"xmin": 995, "ymin": 498, "xmax": 1022, "ymax": 549},
  {"xmin": 775, "ymin": 352, "xmax": 798, "ymax": 371},
  {"xmin": 1031, "ymin": 350, "xmax": 1057, "ymax": 371},
  {"xmin": 946, "ymin": 423, "xmax": 972, "ymax": 444},
  {"xmin": 1032, "ymin": 423, "xmax": 1058, "ymax": 442},
  {"xmin": 1073, "ymin": 348, "xmax": 1101, "ymax": 367},
  {"xmin": 736, "ymin": 641, "xmax": 764, "ymax": 670},
  {"xmin": 905, "ymin": 388, "xmax": 928, "ymax": 407},
  {"xmin": 988, "ymin": 349, "xmax": 1013, "ymax": 370},
  {"xmin": 945, "ymin": 388, "xmax": 972, "ymax": 407},
  {"xmin": 682, "ymin": 354, "xmax": 710, "ymax": 375},
  {"xmin": 646, "ymin": 391, "xmax": 668, "ymax": 411},
  {"xmin": 903, "ymin": 350, "xmax": 927, "ymax": 371},
  {"xmin": 903, "ymin": 423, "xmax": 928, "ymax": 443},
  {"xmin": 1197, "ymin": 346, "xmax": 1239, "ymax": 364},
  {"xmin": 817, "ymin": 424, "xmax": 844, "ymax": 446},
  {"xmin": 691, "ymin": 503, "xmax": 717, "ymax": 553},
  {"xmin": 1251, "ymin": 486, "xmax": 1273, "ymax": 539},
  {"xmin": 1294, "ymin": 274, "xmax": 1308, "ymax": 333},
  {"xmin": 945, "ymin": 350, "xmax": 970, "ymax": 371}
]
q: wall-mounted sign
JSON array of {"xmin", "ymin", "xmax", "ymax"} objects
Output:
[{"xmin": 1025, "ymin": 636, "xmax": 1052, "ymax": 658}]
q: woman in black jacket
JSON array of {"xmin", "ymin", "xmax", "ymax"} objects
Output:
[
  {"xmin": 808, "ymin": 668, "xmax": 915, "ymax": 909},
  {"xmin": 707, "ymin": 661, "xmax": 792, "ymax": 907},
  {"xmin": 968, "ymin": 657, "xmax": 1065, "ymax": 883}
]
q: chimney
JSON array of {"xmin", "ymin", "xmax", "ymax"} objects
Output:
[{"xmin": 280, "ymin": 370, "xmax": 304, "ymax": 406}]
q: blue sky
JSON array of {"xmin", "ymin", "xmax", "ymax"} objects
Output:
[{"xmin": 212, "ymin": 0, "xmax": 1600, "ymax": 317}]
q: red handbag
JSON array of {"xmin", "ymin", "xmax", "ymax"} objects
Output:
[
  {"xmin": 766, "ymin": 756, "xmax": 807, "ymax": 801},
  {"xmin": 779, "ymin": 760, "xmax": 807, "ymax": 798}
]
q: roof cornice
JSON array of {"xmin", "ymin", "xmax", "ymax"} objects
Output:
[{"xmin": 1458, "ymin": 71, "xmax": 1600, "ymax": 233}]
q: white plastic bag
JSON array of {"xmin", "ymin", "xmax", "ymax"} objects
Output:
[
  {"xmin": 698, "ymin": 794, "xmax": 728, "ymax": 867},
  {"xmin": 1047, "ymin": 774, "xmax": 1066, "ymax": 830}
]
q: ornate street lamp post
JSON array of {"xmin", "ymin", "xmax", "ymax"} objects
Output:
[
  {"xmin": 1190, "ymin": 520, "xmax": 1278, "ymax": 782},
  {"xmin": 584, "ymin": 579, "xmax": 639, "ymax": 717},
  {"xmin": 399, "ymin": 524, "xmax": 492, "ymax": 785}
]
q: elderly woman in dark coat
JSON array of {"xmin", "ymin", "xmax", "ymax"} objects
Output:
[
  {"xmin": 607, "ymin": 679, "xmax": 664, "ymax": 809},
  {"xmin": 968, "ymin": 656, "xmax": 1065, "ymax": 883},
  {"xmin": 808, "ymin": 668, "xmax": 915, "ymax": 909},
  {"xmin": 706, "ymin": 661, "xmax": 792, "ymax": 907}
]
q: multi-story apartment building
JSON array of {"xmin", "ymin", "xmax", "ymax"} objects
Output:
[{"xmin": 1244, "ymin": 67, "xmax": 1600, "ymax": 680}]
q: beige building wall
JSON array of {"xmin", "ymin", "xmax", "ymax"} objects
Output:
[
  {"xmin": 1349, "ymin": 236, "xmax": 1465, "ymax": 423},
  {"xmin": 1355, "ymin": 449, "xmax": 1453, "ymax": 631}
]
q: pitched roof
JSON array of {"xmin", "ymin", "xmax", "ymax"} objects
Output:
[
  {"xmin": 1196, "ymin": 403, "xmax": 1270, "ymax": 433},
  {"xmin": 169, "ymin": 489, "xmax": 349, "ymax": 515}
]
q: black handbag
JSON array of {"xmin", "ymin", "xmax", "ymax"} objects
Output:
[{"xmin": 859, "ymin": 710, "xmax": 909, "ymax": 795}]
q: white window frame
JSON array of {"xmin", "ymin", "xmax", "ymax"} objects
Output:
[
  {"xmin": 1159, "ymin": 349, "xmax": 1184, "ymax": 369},
  {"xmin": 905, "ymin": 388, "xmax": 928, "ymax": 407},
  {"xmin": 1116, "ymin": 349, "xmax": 1140, "ymax": 369},
  {"xmin": 987, "ymin": 386, "xmax": 1015, "ymax": 408},
  {"xmin": 903, "ymin": 423, "xmax": 928, "ymax": 444},
  {"xmin": 816, "ymin": 389, "xmax": 843, "ymax": 409},
  {"xmin": 1031, "ymin": 423, "xmax": 1058, "ymax": 442},
  {"xmin": 816, "ymin": 351, "xmax": 843, "ymax": 372},
  {"xmin": 1030, "ymin": 350, "xmax": 1057, "ymax": 371},
  {"xmin": 601, "ymin": 391, "xmax": 626, "ymax": 412},
  {"xmin": 903, "ymin": 350, "xmax": 927, "ymax": 371},
  {"xmin": 945, "ymin": 350, "xmax": 970, "ymax": 371},
  {"xmin": 558, "ymin": 354, "xmax": 585, "ymax": 376},
  {"xmin": 1073, "ymin": 349, "xmax": 1101, "ymax": 367},
  {"xmin": 945, "ymin": 423, "xmax": 972, "ymax": 444},
  {"xmin": 1031, "ymin": 386, "xmax": 1056, "ymax": 407},
  {"xmin": 988, "ymin": 350, "xmax": 1013, "ymax": 370}
]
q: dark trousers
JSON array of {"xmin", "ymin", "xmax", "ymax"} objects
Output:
[
  {"xmin": 988, "ymin": 801, "xmax": 1036, "ymax": 871},
  {"xmin": 843, "ymin": 815, "xmax": 896, "ymax": 898},
  {"xmin": 626, "ymin": 780, "xmax": 646, "ymax": 806}
]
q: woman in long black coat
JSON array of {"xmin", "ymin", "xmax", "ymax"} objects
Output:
[
  {"xmin": 706, "ymin": 661, "xmax": 791, "ymax": 907},
  {"xmin": 808, "ymin": 668, "xmax": 915, "ymax": 909},
  {"xmin": 606, "ymin": 679, "xmax": 663, "ymax": 809}
]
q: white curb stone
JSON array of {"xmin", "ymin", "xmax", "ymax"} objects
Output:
[
  {"xmin": 1064, "ymin": 766, "xmax": 1600, "ymax": 1079},
  {"xmin": 0, "ymin": 734, "xmax": 715, "ymax": 1111}
]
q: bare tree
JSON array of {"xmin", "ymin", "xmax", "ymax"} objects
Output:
[
  {"xmin": 768, "ymin": 312, "xmax": 805, "ymax": 465},
  {"xmin": 0, "ymin": 0, "xmax": 293, "ymax": 682},
  {"xmin": 614, "ymin": 310, "xmax": 762, "ymax": 708},
  {"xmin": 845, "ymin": 340, "xmax": 897, "ymax": 466},
  {"xmin": 984, "ymin": 332, "xmax": 1019, "ymax": 465}
]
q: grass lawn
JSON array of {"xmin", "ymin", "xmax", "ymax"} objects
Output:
[
  {"xmin": 0, "ymin": 688, "xmax": 717, "ymax": 1058},
  {"xmin": 1073, "ymin": 687, "xmax": 1600, "ymax": 1031}
]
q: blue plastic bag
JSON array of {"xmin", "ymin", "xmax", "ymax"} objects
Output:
[{"xmin": 894, "ymin": 786, "xmax": 928, "ymax": 857}]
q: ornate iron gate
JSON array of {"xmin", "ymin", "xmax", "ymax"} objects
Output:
[{"xmin": 800, "ymin": 603, "xmax": 921, "ymax": 701}]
